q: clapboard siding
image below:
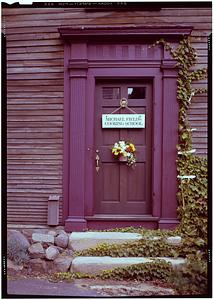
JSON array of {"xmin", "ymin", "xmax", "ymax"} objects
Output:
[{"xmin": 3, "ymin": 7, "xmax": 210, "ymax": 225}]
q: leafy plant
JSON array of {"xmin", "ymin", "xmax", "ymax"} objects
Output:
[
  {"xmin": 75, "ymin": 235, "xmax": 207, "ymax": 260},
  {"xmin": 177, "ymin": 155, "xmax": 208, "ymax": 240},
  {"xmin": 152, "ymin": 37, "xmax": 207, "ymax": 152},
  {"xmin": 151, "ymin": 37, "xmax": 208, "ymax": 243},
  {"xmin": 168, "ymin": 259, "xmax": 208, "ymax": 295},
  {"xmin": 50, "ymin": 271, "xmax": 94, "ymax": 282},
  {"xmin": 99, "ymin": 259, "xmax": 173, "ymax": 281}
]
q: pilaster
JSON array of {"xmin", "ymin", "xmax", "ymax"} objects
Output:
[
  {"xmin": 65, "ymin": 43, "xmax": 88, "ymax": 232},
  {"xmin": 159, "ymin": 59, "xmax": 179, "ymax": 229}
]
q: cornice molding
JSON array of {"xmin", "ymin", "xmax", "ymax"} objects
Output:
[{"xmin": 59, "ymin": 25, "xmax": 193, "ymax": 41}]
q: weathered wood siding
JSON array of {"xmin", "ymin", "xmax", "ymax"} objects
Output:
[{"xmin": 3, "ymin": 7, "xmax": 210, "ymax": 225}]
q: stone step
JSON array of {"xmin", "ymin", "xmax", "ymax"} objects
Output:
[
  {"xmin": 70, "ymin": 256, "xmax": 186, "ymax": 275},
  {"xmin": 69, "ymin": 232, "xmax": 142, "ymax": 251},
  {"xmin": 69, "ymin": 231, "xmax": 182, "ymax": 251}
]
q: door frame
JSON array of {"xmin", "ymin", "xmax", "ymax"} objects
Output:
[{"xmin": 59, "ymin": 25, "xmax": 192, "ymax": 231}]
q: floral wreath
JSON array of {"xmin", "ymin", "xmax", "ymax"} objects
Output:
[{"xmin": 112, "ymin": 140, "xmax": 136, "ymax": 167}]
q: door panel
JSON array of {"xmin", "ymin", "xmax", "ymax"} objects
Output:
[
  {"xmin": 94, "ymin": 79, "xmax": 152, "ymax": 216},
  {"xmin": 103, "ymin": 164, "xmax": 120, "ymax": 201}
]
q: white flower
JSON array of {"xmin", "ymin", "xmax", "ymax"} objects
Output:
[{"xmin": 119, "ymin": 141, "xmax": 125, "ymax": 147}]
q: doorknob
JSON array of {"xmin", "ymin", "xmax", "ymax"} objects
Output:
[{"xmin": 95, "ymin": 149, "xmax": 100, "ymax": 173}]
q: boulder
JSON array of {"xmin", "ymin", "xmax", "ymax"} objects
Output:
[
  {"xmin": 166, "ymin": 236, "xmax": 182, "ymax": 245},
  {"xmin": 46, "ymin": 261, "xmax": 55, "ymax": 274},
  {"xmin": 41, "ymin": 242, "xmax": 51, "ymax": 249},
  {"xmin": 7, "ymin": 230, "xmax": 30, "ymax": 263},
  {"xmin": 21, "ymin": 229, "xmax": 34, "ymax": 239},
  {"xmin": 32, "ymin": 233, "xmax": 54, "ymax": 244},
  {"xmin": 65, "ymin": 249, "xmax": 74, "ymax": 256},
  {"xmin": 53, "ymin": 256, "xmax": 73, "ymax": 272},
  {"xmin": 29, "ymin": 258, "xmax": 47, "ymax": 273},
  {"xmin": 22, "ymin": 229, "xmax": 48, "ymax": 238},
  {"xmin": 7, "ymin": 259, "xmax": 23, "ymax": 272},
  {"xmin": 28, "ymin": 243, "xmax": 45, "ymax": 258},
  {"xmin": 45, "ymin": 246, "xmax": 59, "ymax": 260},
  {"xmin": 8, "ymin": 230, "xmax": 30, "ymax": 251},
  {"xmin": 48, "ymin": 231, "xmax": 57, "ymax": 237},
  {"xmin": 147, "ymin": 236, "xmax": 161, "ymax": 241},
  {"xmin": 54, "ymin": 234, "xmax": 68, "ymax": 248},
  {"xmin": 55, "ymin": 246, "xmax": 66, "ymax": 253},
  {"xmin": 58, "ymin": 229, "xmax": 68, "ymax": 236}
]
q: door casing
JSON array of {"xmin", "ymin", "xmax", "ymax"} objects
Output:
[{"xmin": 59, "ymin": 25, "xmax": 192, "ymax": 231}]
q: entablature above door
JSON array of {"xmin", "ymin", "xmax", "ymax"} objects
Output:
[
  {"xmin": 58, "ymin": 24, "xmax": 192, "ymax": 41},
  {"xmin": 59, "ymin": 24, "xmax": 192, "ymax": 68}
]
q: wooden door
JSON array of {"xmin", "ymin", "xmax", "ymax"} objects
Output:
[{"xmin": 94, "ymin": 79, "xmax": 152, "ymax": 216}]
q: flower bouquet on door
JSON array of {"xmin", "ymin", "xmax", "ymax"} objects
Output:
[{"xmin": 112, "ymin": 140, "xmax": 136, "ymax": 167}]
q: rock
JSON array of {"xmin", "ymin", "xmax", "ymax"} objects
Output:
[
  {"xmin": 8, "ymin": 230, "xmax": 30, "ymax": 251},
  {"xmin": 7, "ymin": 259, "xmax": 23, "ymax": 272},
  {"xmin": 53, "ymin": 256, "xmax": 73, "ymax": 272},
  {"xmin": 48, "ymin": 231, "xmax": 57, "ymax": 237},
  {"xmin": 41, "ymin": 243, "xmax": 49, "ymax": 249},
  {"xmin": 147, "ymin": 236, "xmax": 161, "ymax": 241},
  {"xmin": 71, "ymin": 256, "xmax": 186, "ymax": 275},
  {"xmin": 55, "ymin": 246, "xmax": 65, "ymax": 253},
  {"xmin": 46, "ymin": 261, "xmax": 55, "ymax": 274},
  {"xmin": 58, "ymin": 229, "xmax": 68, "ymax": 236},
  {"xmin": 7, "ymin": 230, "xmax": 30, "ymax": 263},
  {"xmin": 29, "ymin": 258, "xmax": 47, "ymax": 273},
  {"xmin": 55, "ymin": 234, "xmax": 69, "ymax": 248},
  {"xmin": 22, "ymin": 229, "xmax": 48, "ymax": 238},
  {"xmin": 166, "ymin": 236, "xmax": 182, "ymax": 245},
  {"xmin": 65, "ymin": 249, "xmax": 74, "ymax": 256},
  {"xmin": 28, "ymin": 243, "xmax": 45, "ymax": 258},
  {"xmin": 21, "ymin": 229, "xmax": 34, "ymax": 239},
  {"xmin": 69, "ymin": 232, "xmax": 142, "ymax": 251},
  {"xmin": 32, "ymin": 233, "xmax": 54, "ymax": 244},
  {"xmin": 45, "ymin": 246, "xmax": 59, "ymax": 260}
]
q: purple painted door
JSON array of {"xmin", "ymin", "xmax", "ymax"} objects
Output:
[{"xmin": 94, "ymin": 79, "xmax": 152, "ymax": 215}]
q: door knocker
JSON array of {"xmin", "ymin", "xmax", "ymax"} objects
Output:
[{"xmin": 120, "ymin": 97, "xmax": 128, "ymax": 108}]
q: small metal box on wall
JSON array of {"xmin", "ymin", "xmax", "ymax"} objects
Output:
[{"xmin": 48, "ymin": 195, "xmax": 60, "ymax": 225}]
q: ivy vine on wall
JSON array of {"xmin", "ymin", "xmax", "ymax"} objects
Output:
[
  {"xmin": 152, "ymin": 37, "xmax": 207, "ymax": 152},
  {"xmin": 151, "ymin": 37, "xmax": 208, "ymax": 238}
]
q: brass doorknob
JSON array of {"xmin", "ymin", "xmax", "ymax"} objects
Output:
[{"xmin": 95, "ymin": 149, "xmax": 100, "ymax": 173}]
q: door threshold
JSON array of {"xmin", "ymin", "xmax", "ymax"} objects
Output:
[{"xmin": 85, "ymin": 214, "xmax": 159, "ymax": 221}]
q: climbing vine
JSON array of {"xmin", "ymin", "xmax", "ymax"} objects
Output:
[
  {"xmin": 176, "ymin": 155, "xmax": 207, "ymax": 240},
  {"xmin": 152, "ymin": 37, "xmax": 207, "ymax": 152},
  {"xmin": 74, "ymin": 236, "xmax": 207, "ymax": 260},
  {"xmin": 99, "ymin": 259, "xmax": 173, "ymax": 281},
  {"xmin": 151, "ymin": 37, "xmax": 208, "ymax": 240}
]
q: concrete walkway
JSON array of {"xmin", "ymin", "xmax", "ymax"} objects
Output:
[
  {"xmin": 7, "ymin": 277, "xmax": 175, "ymax": 297},
  {"xmin": 7, "ymin": 278, "xmax": 100, "ymax": 297}
]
